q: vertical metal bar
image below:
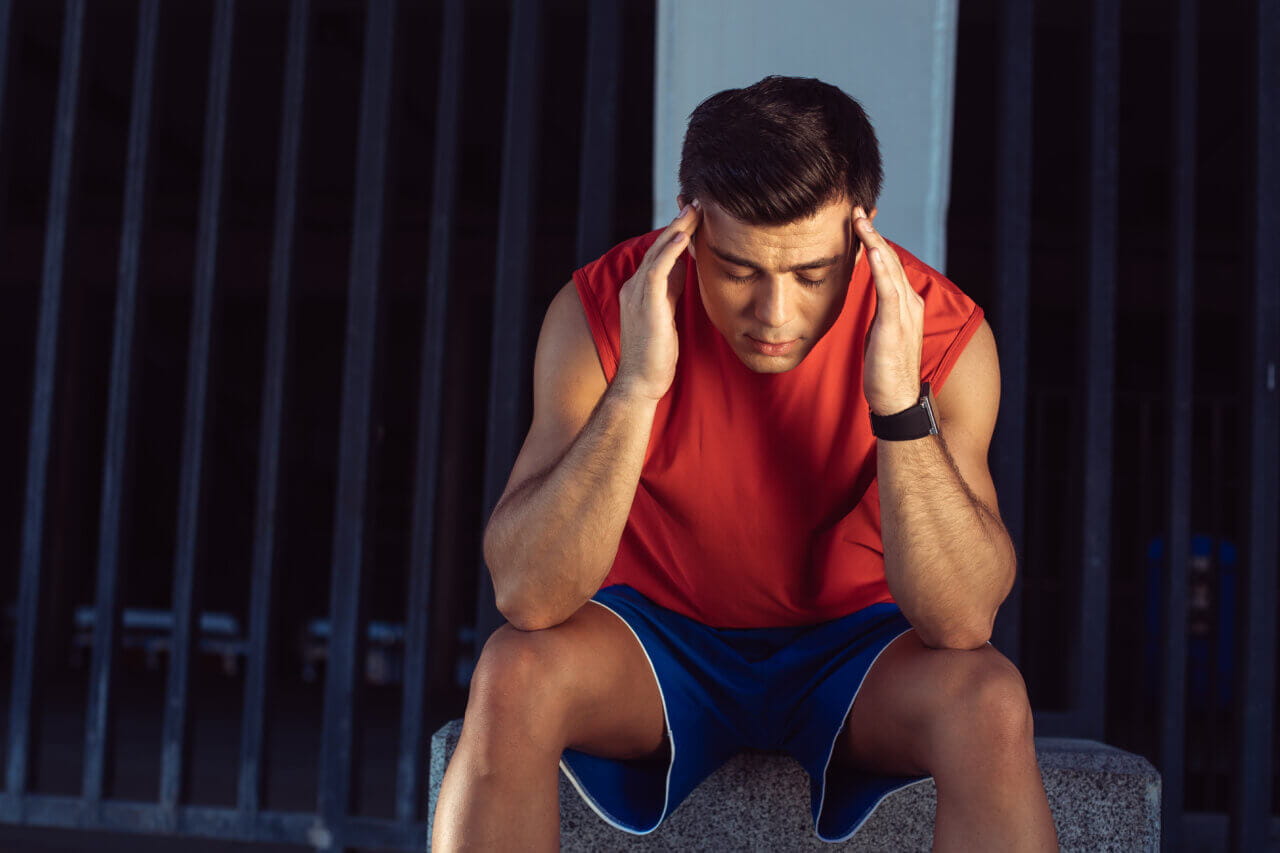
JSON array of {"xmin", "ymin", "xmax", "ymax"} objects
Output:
[
  {"xmin": 989, "ymin": 0, "xmax": 1033, "ymax": 666},
  {"xmin": 476, "ymin": 0, "xmax": 543, "ymax": 657},
  {"xmin": 82, "ymin": 0, "xmax": 159, "ymax": 802},
  {"xmin": 1075, "ymin": 0, "xmax": 1118, "ymax": 739},
  {"xmin": 394, "ymin": 0, "xmax": 463, "ymax": 823},
  {"xmin": 157, "ymin": 0, "xmax": 234, "ymax": 819},
  {"xmin": 0, "ymin": 0, "xmax": 12, "ymax": 247},
  {"xmin": 318, "ymin": 0, "xmax": 395, "ymax": 842},
  {"xmin": 574, "ymin": 0, "xmax": 621, "ymax": 267},
  {"xmin": 60, "ymin": 0, "xmax": 114, "ymax": 805},
  {"xmin": 0, "ymin": 0, "xmax": 12, "ymax": 252},
  {"xmin": 237, "ymin": 0, "xmax": 308, "ymax": 816},
  {"xmin": 1161, "ymin": 0, "xmax": 1197, "ymax": 846},
  {"xmin": 1231, "ymin": 0, "xmax": 1279, "ymax": 848},
  {"xmin": 5, "ymin": 0, "xmax": 80, "ymax": 806}
]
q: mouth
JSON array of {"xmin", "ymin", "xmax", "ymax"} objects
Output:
[{"xmin": 745, "ymin": 335, "xmax": 799, "ymax": 357}]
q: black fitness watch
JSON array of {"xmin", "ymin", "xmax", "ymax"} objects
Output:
[{"xmin": 869, "ymin": 383, "xmax": 939, "ymax": 441}]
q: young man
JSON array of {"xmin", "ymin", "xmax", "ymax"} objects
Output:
[{"xmin": 433, "ymin": 76, "xmax": 1059, "ymax": 851}]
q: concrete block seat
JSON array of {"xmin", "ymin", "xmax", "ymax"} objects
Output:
[{"xmin": 428, "ymin": 720, "xmax": 1160, "ymax": 851}]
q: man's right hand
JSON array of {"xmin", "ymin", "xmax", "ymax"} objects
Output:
[{"xmin": 614, "ymin": 201, "xmax": 701, "ymax": 402}]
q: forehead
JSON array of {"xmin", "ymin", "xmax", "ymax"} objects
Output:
[{"xmin": 700, "ymin": 199, "xmax": 853, "ymax": 268}]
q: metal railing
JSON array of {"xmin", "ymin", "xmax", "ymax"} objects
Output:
[
  {"xmin": 0, "ymin": 0, "xmax": 630, "ymax": 849},
  {"xmin": 986, "ymin": 0, "xmax": 1279, "ymax": 850}
]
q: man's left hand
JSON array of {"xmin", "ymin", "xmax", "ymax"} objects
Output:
[{"xmin": 857, "ymin": 206, "xmax": 925, "ymax": 415}]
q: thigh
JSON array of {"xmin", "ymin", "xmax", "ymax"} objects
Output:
[
  {"xmin": 473, "ymin": 599, "xmax": 667, "ymax": 761},
  {"xmin": 830, "ymin": 629, "xmax": 1026, "ymax": 776}
]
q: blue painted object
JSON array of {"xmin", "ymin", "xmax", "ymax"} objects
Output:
[{"xmin": 1144, "ymin": 534, "xmax": 1238, "ymax": 712}]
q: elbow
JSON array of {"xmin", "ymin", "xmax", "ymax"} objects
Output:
[
  {"xmin": 487, "ymin": 552, "xmax": 577, "ymax": 633},
  {"xmin": 916, "ymin": 616, "xmax": 994, "ymax": 651},
  {"xmin": 927, "ymin": 631, "xmax": 991, "ymax": 651},
  {"xmin": 494, "ymin": 589, "xmax": 565, "ymax": 632},
  {"xmin": 483, "ymin": 525, "xmax": 539, "ymax": 630},
  {"xmin": 483, "ymin": 522, "xmax": 596, "ymax": 632},
  {"xmin": 485, "ymin": 552, "xmax": 554, "ymax": 631}
]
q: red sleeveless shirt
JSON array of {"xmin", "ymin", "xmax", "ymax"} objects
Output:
[{"xmin": 573, "ymin": 230, "xmax": 983, "ymax": 628}]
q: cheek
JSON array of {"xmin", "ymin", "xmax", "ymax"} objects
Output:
[{"xmin": 698, "ymin": 280, "xmax": 747, "ymax": 326}]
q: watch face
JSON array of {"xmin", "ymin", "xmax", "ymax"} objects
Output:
[{"xmin": 921, "ymin": 390, "xmax": 939, "ymax": 436}]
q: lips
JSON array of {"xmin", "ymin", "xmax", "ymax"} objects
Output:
[{"xmin": 746, "ymin": 335, "xmax": 798, "ymax": 356}]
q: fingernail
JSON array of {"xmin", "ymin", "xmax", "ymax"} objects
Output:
[{"xmin": 677, "ymin": 204, "xmax": 690, "ymax": 219}]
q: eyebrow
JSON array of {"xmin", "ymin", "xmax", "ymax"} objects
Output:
[{"xmin": 706, "ymin": 242, "xmax": 842, "ymax": 273}]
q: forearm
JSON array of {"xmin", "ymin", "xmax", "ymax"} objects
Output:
[
  {"xmin": 484, "ymin": 384, "xmax": 658, "ymax": 630},
  {"xmin": 877, "ymin": 434, "xmax": 1015, "ymax": 649}
]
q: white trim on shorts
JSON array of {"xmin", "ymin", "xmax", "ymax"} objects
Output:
[
  {"xmin": 815, "ymin": 630, "xmax": 995, "ymax": 843},
  {"xmin": 816, "ymin": 626, "xmax": 924, "ymax": 842},
  {"xmin": 556, "ymin": 598, "xmax": 677, "ymax": 836}
]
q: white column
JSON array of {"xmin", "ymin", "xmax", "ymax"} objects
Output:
[{"xmin": 654, "ymin": 0, "xmax": 959, "ymax": 272}]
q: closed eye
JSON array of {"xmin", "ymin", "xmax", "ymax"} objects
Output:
[{"xmin": 725, "ymin": 270, "xmax": 826, "ymax": 287}]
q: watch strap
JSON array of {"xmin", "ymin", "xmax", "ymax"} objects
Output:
[{"xmin": 869, "ymin": 382, "xmax": 939, "ymax": 441}]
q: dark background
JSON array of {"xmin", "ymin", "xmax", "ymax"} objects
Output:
[{"xmin": 0, "ymin": 0, "xmax": 1268, "ymax": 845}]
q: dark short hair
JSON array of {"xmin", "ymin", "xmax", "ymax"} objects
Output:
[{"xmin": 678, "ymin": 76, "xmax": 883, "ymax": 225}]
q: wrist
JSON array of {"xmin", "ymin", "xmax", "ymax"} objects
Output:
[
  {"xmin": 608, "ymin": 376, "xmax": 666, "ymax": 408},
  {"xmin": 867, "ymin": 390, "xmax": 922, "ymax": 417},
  {"xmin": 870, "ymin": 382, "xmax": 939, "ymax": 441}
]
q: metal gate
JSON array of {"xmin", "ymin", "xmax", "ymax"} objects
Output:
[{"xmin": 0, "ymin": 0, "xmax": 645, "ymax": 849}]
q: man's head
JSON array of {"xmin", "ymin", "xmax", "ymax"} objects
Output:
[
  {"xmin": 677, "ymin": 76, "xmax": 883, "ymax": 373},
  {"xmin": 678, "ymin": 75, "xmax": 882, "ymax": 225}
]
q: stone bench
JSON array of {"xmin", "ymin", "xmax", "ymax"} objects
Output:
[{"xmin": 427, "ymin": 720, "xmax": 1160, "ymax": 851}]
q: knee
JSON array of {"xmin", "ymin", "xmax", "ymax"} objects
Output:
[
  {"xmin": 464, "ymin": 624, "xmax": 572, "ymax": 734},
  {"xmin": 931, "ymin": 653, "xmax": 1034, "ymax": 762}
]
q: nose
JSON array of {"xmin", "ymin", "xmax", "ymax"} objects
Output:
[{"xmin": 753, "ymin": 276, "xmax": 792, "ymax": 329}]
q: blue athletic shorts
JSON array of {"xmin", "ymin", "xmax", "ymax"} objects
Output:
[{"xmin": 558, "ymin": 584, "xmax": 933, "ymax": 843}]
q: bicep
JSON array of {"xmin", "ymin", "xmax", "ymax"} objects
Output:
[
  {"xmin": 933, "ymin": 319, "xmax": 1002, "ymax": 517},
  {"xmin": 499, "ymin": 281, "xmax": 609, "ymax": 501}
]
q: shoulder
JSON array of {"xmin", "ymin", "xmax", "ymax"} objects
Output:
[
  {"xmin": 573, "ymin": 229, "xmax": 664, "ymax": 294},
  {"xmin": 888, "ymin": 241, "xmax": 974, "ymax": 304},
  {"xmin": 934, "ymin": 317, "xmax": 1000, "ymax": 454},
  {"xmin": 882, "ymin": 241, "xmax": 985, "ymax": 392},
  {"xmin": 570, "ymin": 229, "xmax": 665, "ymax": 381}
]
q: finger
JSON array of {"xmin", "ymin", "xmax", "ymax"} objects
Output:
[
  {"xmin": 665, "ymin": 201, "xmax": 703, "ymax": 240},
  {"xmin": 853, "ymin": 206, "xmax": 898, "ymax": 268},
  {"xmin": 647, "ymin": 229, "xmax": 690, "ymax": 293},
  {"xmin": 866, "ymin": 247, "xmax": 906, "ymax": 330},
  {"xmin": 639, "ymin": 204, "xmax": 696, "ymax": 269},
  {"xmin": 854, "ymin": 206, "xmax": 892, "ymax": 289},
  {"xmin": 855, "ymin": 209, "xmax": 914, "ymax": 315}
]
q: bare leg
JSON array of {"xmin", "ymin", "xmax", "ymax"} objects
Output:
[
  {"xmin": 432, "ymin": 602, "xmax": 667, "ymax": 852},
  {"xmin": 832, "ymin": 630, "xmax": 1059, "ymax": 852}
]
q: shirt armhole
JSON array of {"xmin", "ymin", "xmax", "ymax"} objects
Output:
[
  {"xmin": 572, "ymin": 268, "xmax": 619, "ymax": 382},
  {"xmin": 927, "ymin": 304, "xmax": 985, "ymax": 395}
]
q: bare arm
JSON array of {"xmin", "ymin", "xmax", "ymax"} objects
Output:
[
  {"xmin": 854, "ymin": 207, "xmax": 1014, "ymax": 650},
  {"xmin": 876, "ymin": 322, "xmax": 1015, "ymax": 649},
  {"xmin": 483, "ymin": 333, "xmax": 659, "ymax": 631},
  {"xmin": 484, "ymin": 204, "xmax": 701, "ymax": 631}
]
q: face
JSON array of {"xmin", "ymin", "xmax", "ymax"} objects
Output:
[{"xmin": 683, "ymin": 196, "xmax": 869, "ymax": 373}]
